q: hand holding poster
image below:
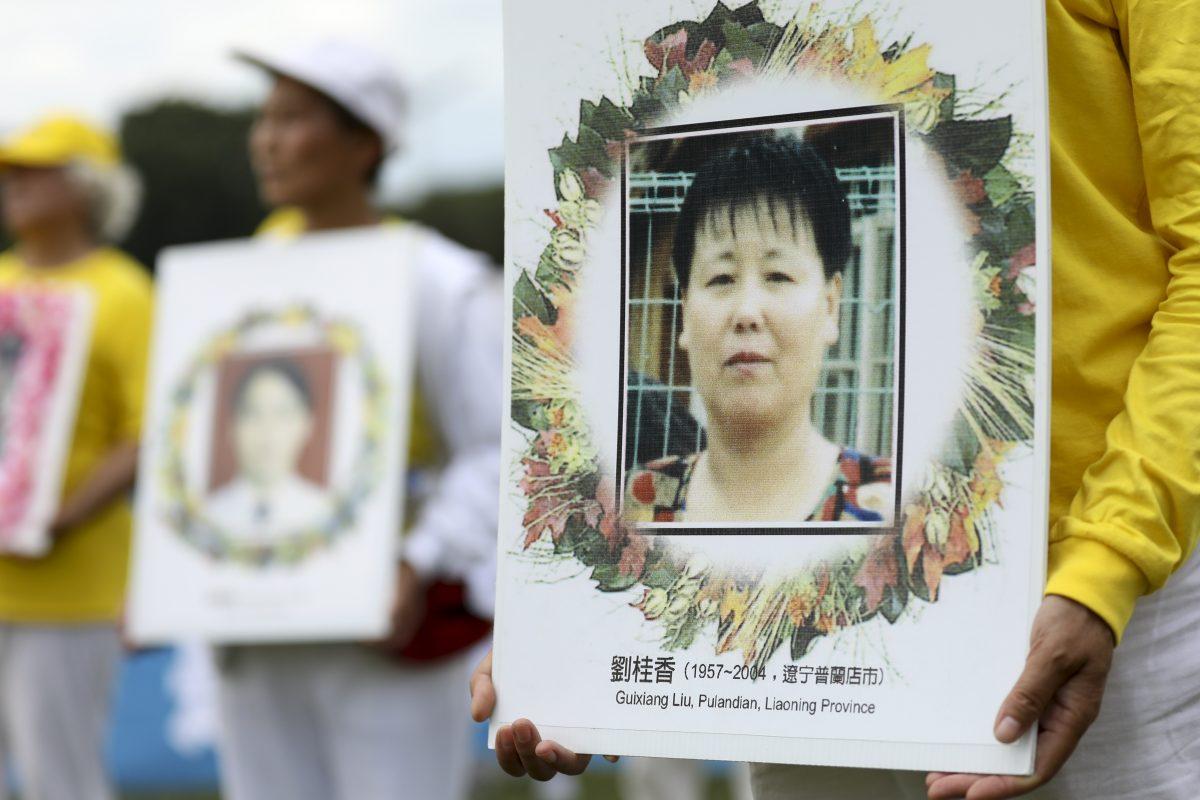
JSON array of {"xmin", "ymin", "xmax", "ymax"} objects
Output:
[
  {"xmin": 129, "ymin": 228, "xmax": 415, "ymax": 643},
  {"xmin": 493, "ymin": 0, "xmax": 1049, "ymax": 774}
]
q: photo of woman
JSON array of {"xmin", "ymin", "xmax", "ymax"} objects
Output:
[
  {"xmin": 623, "ymin": 120, "xmax": 899, "ymax": 528},
  {"xmin": 205, "ymin": 354, "xmax": 333, "ymax": 543}
]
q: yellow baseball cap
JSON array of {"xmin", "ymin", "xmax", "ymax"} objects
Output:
[{"xmin": 0, "ymin": 114, "xmax": 120, "ymax": 171}]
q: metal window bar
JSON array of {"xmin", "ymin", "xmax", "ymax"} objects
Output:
[{"xmin": 626, "ymin": 167, "xmax": 897, "ymax": 463}]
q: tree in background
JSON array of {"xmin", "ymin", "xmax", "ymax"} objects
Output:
[{"xmin": 119, "ymin": 100, "xmax": 265, "ymax": 269}]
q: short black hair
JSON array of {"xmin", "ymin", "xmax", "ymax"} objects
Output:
[
  {"xmin": 671, "ymin": 135, "xmax": 851, "ymax": 290},
  {"xmin": 232, "ymin": 358, "xmax": 315, "ymax": 415}
]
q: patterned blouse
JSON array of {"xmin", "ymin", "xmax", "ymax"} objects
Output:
[{"xmin": 624, "ymin": 449, "xmax": 893, "ymax": 524}]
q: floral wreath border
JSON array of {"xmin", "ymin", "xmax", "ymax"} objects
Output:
[{"xmin": 159, "ymin": 304, "xmax": 390, "ymax": 568}]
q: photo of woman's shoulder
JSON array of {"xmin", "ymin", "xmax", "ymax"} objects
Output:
[{"xmin": 623, "ymin": 448, "xmax": 892, "ymax": 526}]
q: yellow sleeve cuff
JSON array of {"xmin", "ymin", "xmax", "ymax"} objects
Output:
[{"xmin": 1045, "ymin": 536, "xmax": 1149, "ymax": 645}]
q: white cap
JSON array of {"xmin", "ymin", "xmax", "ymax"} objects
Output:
[{"xmin": 234, "ymin": 39, "xmax": 405, "ymax": 151}]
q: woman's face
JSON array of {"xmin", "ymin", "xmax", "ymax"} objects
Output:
[
  {"xmin": 248, "ymin": 77, "xmax": 377, "ymax": 208},
  {"xmin": 679, "ymin": 200, "xmax": 842, "ymax": 432},
  {"xmin": 232, "ymin": 370, "xmax": 314, "ymax": 488},
  {"xmin": 0, "ymin": 166, "xmax": 89, "ymax": 239}
]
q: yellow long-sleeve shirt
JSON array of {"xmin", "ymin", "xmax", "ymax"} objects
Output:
[{"xmin": 1047, "ymin": 0, "xmax": 1200, "ymax": 641}]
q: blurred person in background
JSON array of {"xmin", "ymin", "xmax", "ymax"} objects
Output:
[
  {"xmin": 0, "ymin": 115, "xmax": 153, "ymax": 800},
  {"xmin": 213, "ymin": 40, "xmax": 502, "ymax": 800}
]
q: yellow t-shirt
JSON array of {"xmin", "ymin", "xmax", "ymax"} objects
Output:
[
  {"xmin": 1046, "ymin": 0, "xmax": 1200, "ymax": 641},
  {"xmin": 0, "ymin": 247, "xmax": 153, "ymax": 622}
]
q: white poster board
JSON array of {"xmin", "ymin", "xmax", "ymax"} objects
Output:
[
  {"xmin": 0, "ymin": 288, "xmax": 93, "ymax": 556},
  {"xmin": 129, "ymin": 228, "xmax": 415, "ymax": 643},
  {"xmin": 493, "ymin": 0, "xmax": 1050, "ymax": 775}
]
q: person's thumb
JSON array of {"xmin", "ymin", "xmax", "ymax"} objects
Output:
[
  {"xmin": 994, "ymin": 639, "xmax": 1078, "ymax": 743},
  {"xmin": 470, "ymin": 651, "xmax": 497, "ymax": 723}
]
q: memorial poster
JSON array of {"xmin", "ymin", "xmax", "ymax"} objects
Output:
[
  {"xmin": 0, "ymin": 288, "xmax": 92, "ymax": 556},
  {"xmin": 129, "ymin": 229, "xmax": 415, "ymax": 643},
  {"xmin": 493, "ymin": 0, "xmax": 1050, "ymax": 774}
]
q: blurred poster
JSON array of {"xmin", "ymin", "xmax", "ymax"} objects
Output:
[
  {"xmin": 129, "ymin": 229, "xmax": 414, "ymax": 643},
  {"xmin": 0, "ymin": 289, "xmax": 92, "ymax": 556},
  {"xmin": 493, "ymin": 0, "xmax": 1050, "ymax": 775}
]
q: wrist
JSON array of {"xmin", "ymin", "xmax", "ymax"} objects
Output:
[
  {"xmin": 51, "ymin": 506, "xmax": 82, "ymax": 534},
  {"xmin": 399, "ymin": 559, "xmax": 430, "ymax": 594},
  {"xmin": 1044, "ymin": 593, "xmax": 1117, "ymax": 647}
]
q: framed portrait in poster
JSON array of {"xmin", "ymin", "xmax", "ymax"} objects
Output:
[
  {"xmin": 0, "ymin": 289, "xmax": 93, "ymax": 556},
  {"xmin": 493, "ymin": 0, "xmax": 1050, "ymax": 775},
  {"xmin": 619, "ymin": 106, "xmax": 905, "ymax": 534},
  {"xmin": 128, "ymin": 228, "xmax": 415, "ymax": 643}
]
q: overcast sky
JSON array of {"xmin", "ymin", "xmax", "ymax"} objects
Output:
[{"xmin": 2, "ymin": 0, "xmax": 505, "ymax": 203}]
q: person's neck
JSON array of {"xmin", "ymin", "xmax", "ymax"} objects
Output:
[
  {"xmin": 702, "ymin": 411, "xmax": 835, "ymax": 515},
  {"xmin": 299, "ymin": 186, "xmax": 380, "ymax": 232},
  {"xmin": 17, "ymin": 227, "xmax": 97, "ymax": 269}
]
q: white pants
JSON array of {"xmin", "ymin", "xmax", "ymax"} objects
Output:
[
  {"xmin": 751, "ymin": 552, "xmax": 1200, "ymax": 799},
  {"xmin": 216, "ymin": 642, "xmax": 481, "ymax": 800},
  {"xmin": 621, "ymin": 757, "xmax": 755, "ymax": 800},
  {"xmin": 0, "ymin": 624, "xmax": 120, "ymax": 800}
]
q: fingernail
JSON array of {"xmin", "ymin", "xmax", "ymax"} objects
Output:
[
  {"xmin": 515, "ymin": 725, "xmax": 531, "ymax": 744},
  {"xmin": 542, "ymin": 749, "xmax": 558, "ymax": 764},
  {"xmin": 996, "ymin": 715, "xmax": 1022, "ymax": 742}
]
